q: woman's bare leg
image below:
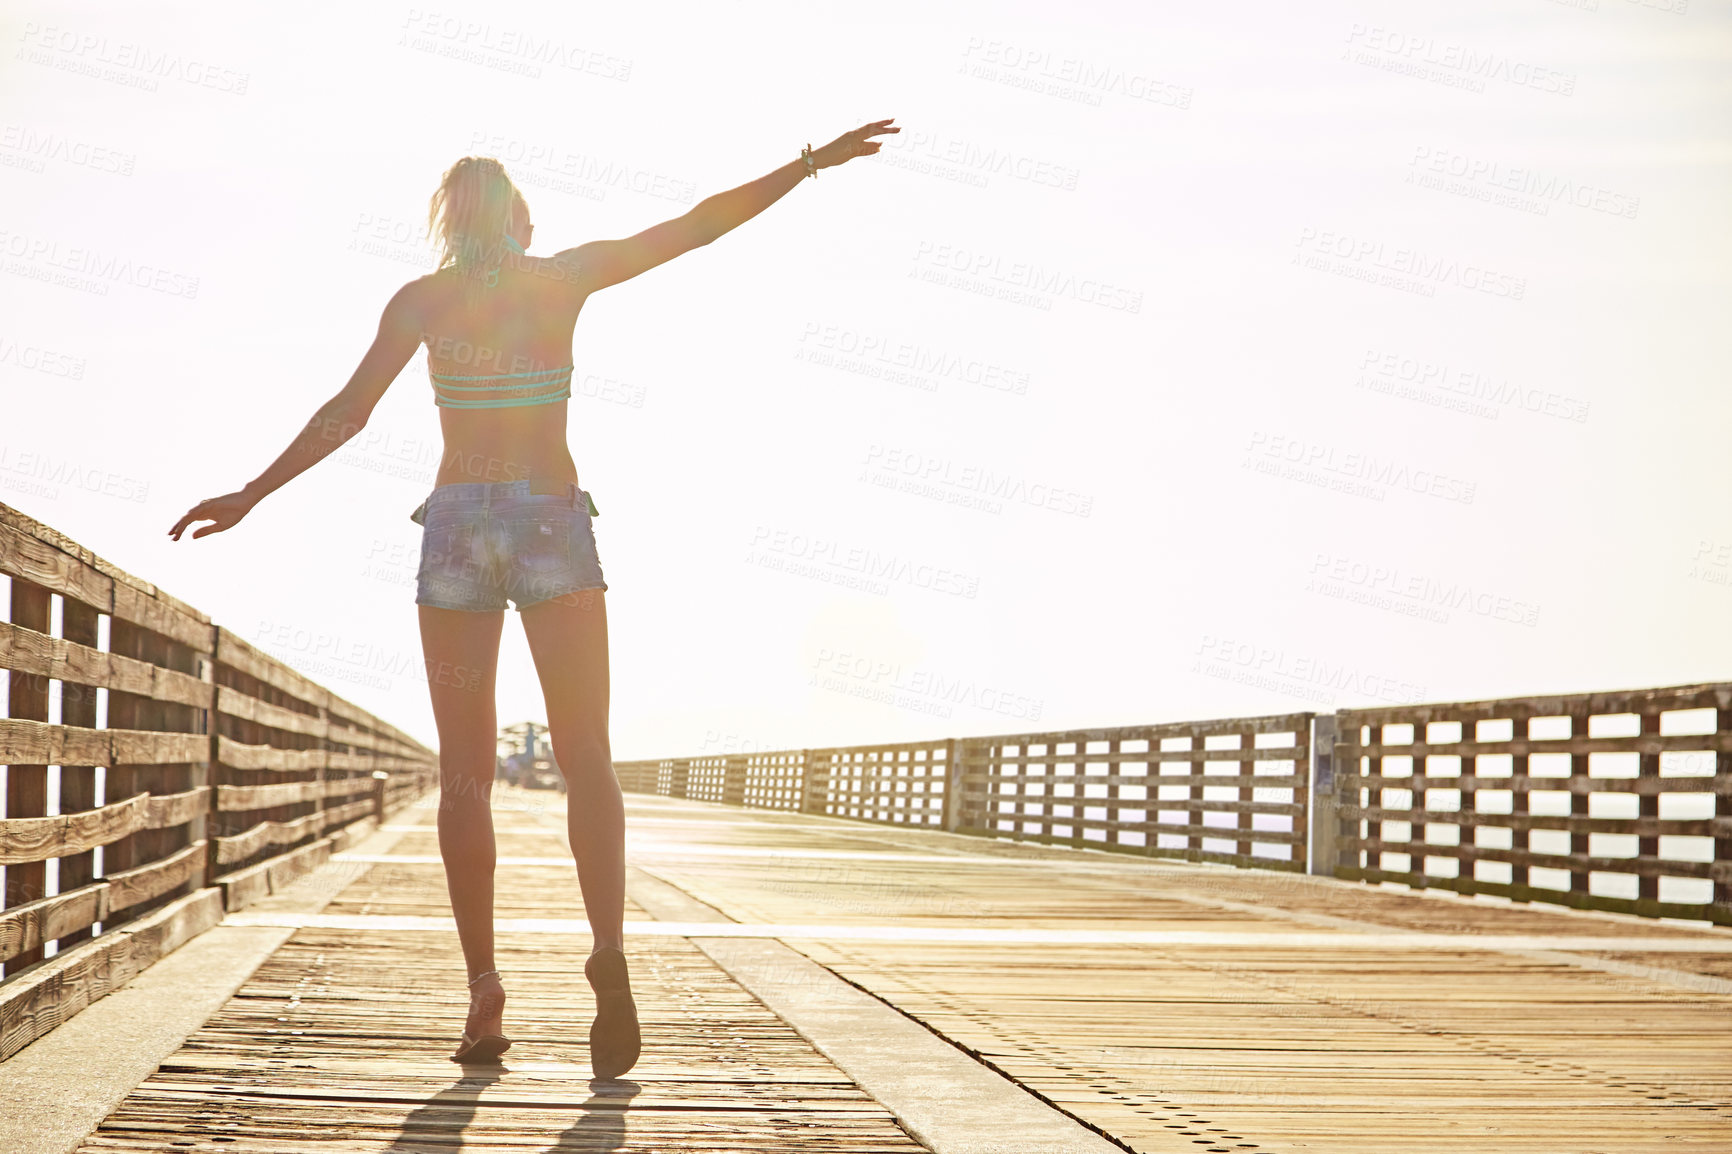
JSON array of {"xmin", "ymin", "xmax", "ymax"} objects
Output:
[
  {"xmin": 519, "ymin": 587, "xmax": 621, "ymax": 950},
  {"xmin": 519, "ymin": 585, "xmax": 623, "ymax": 942},
  {"xmin": 419, "ymin": 604, "xmax": 506, "ymax": 1042},
  {"xmin": 520, "ymin": 586, "xmax": 637, "ymax": 1077}
]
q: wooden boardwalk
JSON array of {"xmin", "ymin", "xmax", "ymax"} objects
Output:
[{"xmin": 54, "ymin": 786, "xmax": 1732, "ymax": 1152}]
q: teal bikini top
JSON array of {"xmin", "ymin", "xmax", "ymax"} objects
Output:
[{"xmin": 430, "ymin": 234, "xmax": 573, "ymax": 410}]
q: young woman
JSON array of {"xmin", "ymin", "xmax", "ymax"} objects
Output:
[{"xmin": 168, "ymin": 119, "xmax": 899, "ymax": 1076}]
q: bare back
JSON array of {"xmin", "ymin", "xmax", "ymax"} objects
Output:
[{"xmin": 414, "ymin": 253, "xmax": 588, "ymax": 487}]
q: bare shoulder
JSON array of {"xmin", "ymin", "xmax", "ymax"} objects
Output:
[
  {"xmin": 381, "ymin": 276, "xmax": 433, "ymax": 333},
  {"xmin": 549, "ymin": 244, "xmax": 598, "ymax": 291}
]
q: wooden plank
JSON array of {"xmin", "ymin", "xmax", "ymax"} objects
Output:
[
  {"xmin": 214, "ymin": 837, "xmax": 333, "ymax": 912},
  {"xmin": 105, "ymin": 841, "xmax": 206, "ymax": 912},
  {"xmin": 1345, "ymin": 732, "xmax": 1732, "ymax": 758},
  {"xmin": 110, "ymin": 727, "xmax": 210, "ymax": 766},
  {"xmin": 211, "ymin": 812, "xmax": 324, "ymax": 865},
  {"xmin": 214, "ymin": 684, "xmax": 328, "ymax": 739},
  {"xmin": 325, "ymin": 722, "xmax": 424, "ymax": 757},
  {"xmin": 1341, "ymin": 807, "xmax": 1730, "ymax": 837},
  {"xmin": 1339, "ymin": 772, "xmax": 1732, "ymax": 796},
  {"xmin": 0, "ymin": 797, "xmax": 145, "ymax": 865},
  {"xmin": 107, "ymin": 581, "xmax": 213, "ymax": 655},
  {"xmin": 0, "ymin": 788, "xmax": 206, "ymax": 865},
  {"xmin": 321, "ymin": 775, "xmax": 379, "ymax": 800},
  {"xmin": 0, "ymin": 887, "xmax": 223, "ymax": 1062},
  {"xmin": 212, "ymin": 626, "xmax": 330, "ymax": 710},
  {"xmin": 1344, "ymin": 840, "xmax": 1725, "ymax": 881},
  {"xmin": 214, "ymin": 735, "xmax": 327, "ymax": 773},
  {"xmin": 214, "ymin": 781, "xmax": 326, "ymax": 812},
  {"xmin": 0, "ymin": 621, "xmax": 212, "ymax": 709},
  {"xmin": 0, "ymin": 882, "xmax": 110, "ymax": 965},
  {"xmin": 0, "ymin": 518, "xmax": 114, "ymax": 612},
  {"xmin": 318, "ymin": 796, "xmax": 376, "ymax": 831}
]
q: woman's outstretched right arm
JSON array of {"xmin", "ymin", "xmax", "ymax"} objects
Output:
[{"xmin": 562, "ymin": 119, "xmax": 897, "ymax": 293}]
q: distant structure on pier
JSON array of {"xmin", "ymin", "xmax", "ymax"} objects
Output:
[{"xmin": 496, "ymin": 721, "xmax": 563, "ymax": 791}]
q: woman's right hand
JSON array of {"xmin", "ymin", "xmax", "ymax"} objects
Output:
[
  {"xmin": 169, "ymin": 489, "xmax": 259, "ymax": 541},
  {"xmin": 813, "ymin": 119, "xmax": 899, "ymax": 171}
]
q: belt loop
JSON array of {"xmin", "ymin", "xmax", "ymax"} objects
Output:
[
  {"xmin": 570, "ymin": 482, "xmax": 580, "ymax": 512},
  {"xmin": 482, "ymin": 484, "xmax": 492, "ymax": 512}
]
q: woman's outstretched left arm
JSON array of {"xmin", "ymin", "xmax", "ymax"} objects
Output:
[{"xmin": 170, "ymin": 283, "xmax": 423, "ymax": 541}]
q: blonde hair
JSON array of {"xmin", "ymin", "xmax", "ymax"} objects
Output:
[{"xmin": 427, "ymin": 156, "xmax": 524, "ymax": 294}]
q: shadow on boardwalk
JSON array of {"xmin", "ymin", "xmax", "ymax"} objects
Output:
[{"xmin": 382, "ymin": 1068, "xmax": 639, "ymax": 1152}]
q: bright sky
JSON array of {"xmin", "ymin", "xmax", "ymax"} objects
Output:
[{"xmin": 2, "ymin": 0, "xmax": 1728, "ymax": 759}]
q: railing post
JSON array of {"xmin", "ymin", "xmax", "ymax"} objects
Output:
[
  {"xmin": 1307, "ymin": 713, "xmax": 1339, "ymax": 875},
  {"xmin": 723, "ymin": 755, "xmax": 747, "ymax": 807},
  {"xmin": 799, "ymin": 749, "xmax": 823, "ymax": 815},
  {"xmin": 372, "ymin": 770, "xmax": 388, "ymax": 825},
  {"xmin": 939, "ymin": 738, "xmax": 959, "ymax": 829}
]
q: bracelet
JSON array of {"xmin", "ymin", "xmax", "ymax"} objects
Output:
[
  {"xmin": 467, "ymin": 969, "xmax": 500, "ymax": 987},
  {"xmin": 801, "ymin": 144, "xmax": 816, "ymax": 179}
]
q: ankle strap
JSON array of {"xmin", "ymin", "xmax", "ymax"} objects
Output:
[{"xmin": 467, "ymin": 969, "xmax": 500, "ymax": 987}]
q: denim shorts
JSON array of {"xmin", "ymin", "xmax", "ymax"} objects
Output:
[{"xmin": 409, "ymin": 480, "xmax": 607, "ymax": 612}]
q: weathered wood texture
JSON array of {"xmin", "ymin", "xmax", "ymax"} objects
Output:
[
  {"xmin": 0, "ymin": 500, "xmax": 438, "ymax": 1056},
  {"xmin": 1335, "ymin": 683, "xmax": 1732, "ymax": 926},
  {"xmin": 624, "ymin": 792, "xmax": 1732, "ymax": 1154},
  {"xmin": 69, "ymin": 800, "xmax": 929, "ymax": 1153},
  {"xmin": 25, "ymin": 787, "xmax": 1732, "ymax": 1153}
]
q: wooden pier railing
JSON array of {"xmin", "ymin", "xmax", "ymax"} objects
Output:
[
  {"xmin": 1329, "ymin": 682, "xmax": 1730, "ymax": 924},
  {"xmin": 616, "ymin": 686, "xmax": 1730, "ymax": 925},
  {"xmin": 615, "ymin": 710, "xmax": 1315, "ymax": 871},
  {"xmin": 0, "ymin": 501, "xmax": 438, "ymax": 1059}
]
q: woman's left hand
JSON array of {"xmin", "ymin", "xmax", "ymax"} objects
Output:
[{"xmin": 169, "ymin": 490, "xmax": 258, "ymax": 541}]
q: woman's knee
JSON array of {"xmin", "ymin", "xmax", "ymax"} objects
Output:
[
  {"xmin": 438, "ymin": 771, "xmax": 496, "ymax": 807},
  {"xmin": 551, "ymin": 732, "xmax": 612, "ymax": 779}
]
